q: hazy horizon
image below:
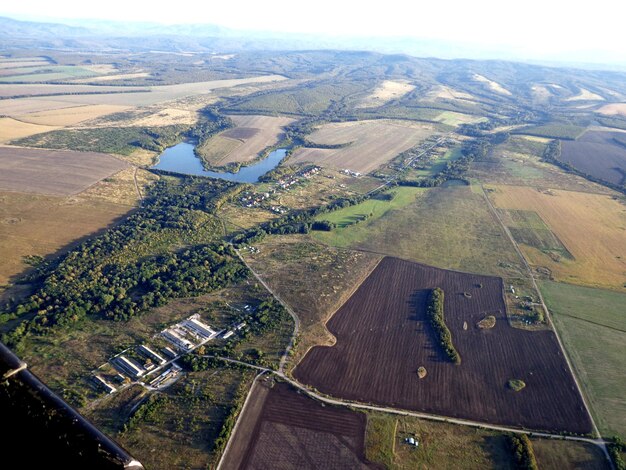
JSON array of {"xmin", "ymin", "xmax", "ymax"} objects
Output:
[{"xmin": 1, "ymin": 0, "xmax": 625, "ymax": 67}]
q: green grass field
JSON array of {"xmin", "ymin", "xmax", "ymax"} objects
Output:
[
  {"xmin": 411, "ymin": 147, "xmax": 463, "ymax": 177},
  {"xmin": 540, "ymin": 281, "xmax": 626, "ymax": 436},
  {"xmin": 531, "ymin": 437, "xmax": 608, "ymax": 469},
  {"xmin": 435, "ymin": 111, "xmax": 486, "ymax": 126},
  {"xmin": 366, "ymin": 413, "xmax": 514, "ymax": 469},
  {"xmin": 313, "ymin": 185, "xmax": 524, "ymax": 277},
  {"xmin": 499, "ymin": 209, "xmax": 572, "ymax": 260},
  {"xmin": 314, "ymin": 186, "xmax": 424, "ymax": 228}
]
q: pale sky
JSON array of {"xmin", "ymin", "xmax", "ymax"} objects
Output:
[{"xmin": 2, "ymin": 0, "xmax": 625, "ymax": 62}]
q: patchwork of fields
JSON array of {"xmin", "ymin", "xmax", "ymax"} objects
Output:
[
  {"xmin": 487, "ymin": 185, "xmax": 626, "ymax": 289},
  {"xmin": 295, "ymin": 257, "xmax": 592, "ymax": 433},
  {"xmin": 2, "ymin": 46, "xmax": 625, "ymax": 468}
]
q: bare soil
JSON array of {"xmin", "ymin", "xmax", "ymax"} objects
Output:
[
  {"xmin": 222, "ymin": 380, "xmax": 381, "ymax": 470},
  {"xmin": 294, "ymin": 257, "xmax": 592, "ymax": 434}
]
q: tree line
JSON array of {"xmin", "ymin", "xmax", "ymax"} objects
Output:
[
  {"xmin": 543, "ymin": 140, "xmax": 626, "ymax": 195},
  {"xmin": 508, "ymin": 434, "xmax": 538, "ymax": 470},
  {"xmin": 426, "ymin": 288, "xmax": 461, "ymax": 364}
]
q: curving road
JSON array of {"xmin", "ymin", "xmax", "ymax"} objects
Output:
[{"xmin": 232, "ymin": 248, "xmax": 300, "ymax": 374}]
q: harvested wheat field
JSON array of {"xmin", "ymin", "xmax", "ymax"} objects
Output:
[
  {"xmin": 487, "ymin": 185, "xmax": 626, "ymax": 289},
  {"xmin": 221, "ymin": 380, "xmax": 381, "ymax": 470},
  {"xmin": 15, "ymin": 104, "xmax": 130, "ymax": 126},
  {"xmin": 358, "ymin": 80, "xmax": 415, "ymax": 108},
  {"xmin": 294, "ymin": 257, "xmax": 592, "ymax": 434},
  {"xmin": 291, "ymin": 120, "xmax": 434, "ymax": 174},
  {"xmin": 0, "ymin": 118, "xmax": 58, "ymax": 143},
  {"xmin": 0, "ymin": 190, "xmax": 132, "ymax": 284},
  {"xmin": 71, "ymin": 72, "xmax": 150, "ymax": 83},
  {"xmin": 0, "ymin": 146, "xmax": 129, "ymax": 195},
  {"xmin": 197, "ymin": 114, "xmax": 294, "ymax": 166}
]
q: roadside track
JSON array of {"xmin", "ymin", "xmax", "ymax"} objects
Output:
[{"xmin": 211, "ymin": 355, "xmax": 613, "ymax": 465}]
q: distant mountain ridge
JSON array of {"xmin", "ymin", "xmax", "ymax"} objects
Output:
[{"xmin": 1, "ymin": 15, "xmax": 625, "ymax": 71}]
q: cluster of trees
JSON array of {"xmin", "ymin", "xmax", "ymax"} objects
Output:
[
  {"xmin": 212, "ymin": 376, "xmax": 251, "ymax": 457},
  {"xmin": 311, "ymin": 220, "xmax": 336, "ymax": 231},
  {"xmin": 609, "ymin": 437, "xmax": 626, "ymax": 470},
  {"xmin": 13, "ymin": 125, "xmax": 189, "ymax": 156},
  {"xmin": 188, "ymin": 107, "xmax": 233, "ymax": 145},
  {"xmin": 121, "ymin": 395, "xmax": 169, "ymax": 435},
  {"xmin": 543, "ymin": 139, "xmax": 626, "ymax": 195},
  {"xmin": 398, "ymin": 135, "xmax": 493, "ymax": 188},
  {"xmin": 2, "ymin": 178, "xmax": 248, "ymax": 351},
  {"xmin": 248, "ymin": 299, "xmax": 290, "ymax": 334},
  {"xmin": 426, "ymin": 288, "xmax": 461, "ymax": 364},
  {"xmin": 458, "ymin": 113, "xmax": 537, "ymax": 137},
  {"xmin": 232, "ymin": 192, "xmax": 374, "ymax": 246},
  {"xmin": 508, "ymin": 434, "xmax": 538, "ymax": 470}
]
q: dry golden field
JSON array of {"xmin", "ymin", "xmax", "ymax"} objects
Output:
[
  {"xmin": 0, "ymin": 118, "xmax": 58, "ymax": 143},
  {"xmin": 197, "ymin": 114, "xmax": 294, "ymax": 166},
  {"xmin": 0, "ymin": 59, "xmax": 50, "ymax": 69},
  {"xmin": 0, "ymin": 190, "xmax": 132, "ymax": 285},
  {"xmin": 0, "ymin": 97, "xmax": 82, "ymax": 115},
  {"xmin": 70, "ymin": 72, "xmax": 150, "ymax": 83},
  {"xmin": 81, "ymin": 167, "xmax": 157, "ymax": 206},
  {"xmin": 357, "ymin": 80, "xmax": 415, "ymax": 108},
  {"xmin": 0, "ymin": 146, "xmax": 129, "ymax": 195},
  {"xmin": 427, "ymin": 84, "xmax": 476, "ymax": 102},
  {"xmin": 15, "ymin": 104, "xmax": 130, "ymax": 126},
  {"xmin": 290, "ymin": 120, "xmax": 434, "ymax": 173},
  {"xmin": 488, "ymin": 185, "xmax": 626, "ymax": 289},
  {"xmin": 9, "ymin": 75, "xmax": 288, "ymax": 107},
  {"xmin": 0, "ymin": 83, "xmax": 149, "ymax": 98}
]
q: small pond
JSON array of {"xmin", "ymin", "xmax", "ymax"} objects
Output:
[{"xmin": 152, "ymin": 142, "xmax": 287, "ymax": 183}]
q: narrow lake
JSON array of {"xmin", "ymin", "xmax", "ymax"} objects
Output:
[{"xmin": 151, "ymin": 142, "xmax": 287, "ymax": 183}]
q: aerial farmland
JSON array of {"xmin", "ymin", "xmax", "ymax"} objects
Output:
[{"xmin": 1, "ymin": 14, "xmax": 625, "ymax": 470}]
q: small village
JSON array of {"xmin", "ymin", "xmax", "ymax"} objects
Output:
[{"xmin": 239, "ymin": 165, "xmax": 321, "ymax": 209}]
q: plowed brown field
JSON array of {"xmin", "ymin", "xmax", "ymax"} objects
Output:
[
  {"xmin": 294, "ymin": 257, "xmax": 592, "ymax": 434},
  {"xmin": 222, "ymin": 381, "xmax": 380, "ymax": 470}
]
